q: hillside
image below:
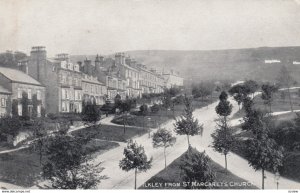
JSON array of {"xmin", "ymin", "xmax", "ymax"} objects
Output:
[{"xmin": 71, "ymin": 46, "xmax": 300, "ymax": 83}]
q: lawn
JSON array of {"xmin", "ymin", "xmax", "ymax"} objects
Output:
[
  {"xmin": 72, "ymin": 124, "xmax": 148, "ymax": 142},
  {"xmin": 0, "ymin": 139, "xmax": 118, "ymax": 187},
  {"xmin": 231, "ymin": 89, "xmax": 300, "ymax": 120},
  {"xmin": 140, "ymin": 149, "xmax": 257, "ymax": 189},
  {"xmin": 112, "ymin": 97, "xmax": 219, "ymax": 128}
]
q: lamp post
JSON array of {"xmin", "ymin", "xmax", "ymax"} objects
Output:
[
  {"xmin": 123, "ymin": 112, "xmax": 126, "ymax": 134},
  {"xmin": 274, "ymin": 172, "xmax": 280, "ymax": 190},
  {"xmin": 148, "ymin": 117, "xmax": 151, "ymax": 138}
]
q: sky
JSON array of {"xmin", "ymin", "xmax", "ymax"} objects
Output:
[{"xmin": 0, "ymin": 0, "xmax": 300, "ymax": 57}]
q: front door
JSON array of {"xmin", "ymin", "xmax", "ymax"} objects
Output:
[{"xmin": 70, "ymin": 103, "xmax": 74, "ymax": 112}]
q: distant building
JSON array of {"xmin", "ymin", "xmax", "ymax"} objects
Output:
[
  {"xmin": 264, "ymin": 59, "xmax": 281, "ymax": 64},
  {"xmin": 136, "ymin": 64, "xmax": 164, "ymax": 94},
  {"xmin": 0, "ymin": 67, "xmax": 45, "ymax": 117},
  {"xmin": 116, "ymin": 53, "xmax": 141, "ymax": 98},
  {"xmin": 0, "ymin": 85, "xmax": 11, "ymax": 117},
  {"xmin": 293, "ymin": 61, "xmax": 300, "ymax": 65},
  {"xmin": 162, "ymin": 69, "xmax": 184, "ymax": 88}
]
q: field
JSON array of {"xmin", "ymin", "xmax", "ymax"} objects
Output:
[{"xmin": 140, "ymin": 148, "xmax": 257, "ymax": 189}]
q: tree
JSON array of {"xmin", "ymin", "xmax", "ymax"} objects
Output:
[
  {"xmin": 119, "ymin": 140, "xmax": 152, "ymax": 189},
  {"xmin": 150, "ymin": 103, "xmax": 160, "ymax": 114},
  {"xmin": 244, "ymin": 80, "xmax": 259, "ymax": 98},
  {"xmin": 165, "ymin": 86, "xmax": 181, "ymax": 97},
  {"xmin": 243, "ymin": 96, "xmax": 254, "ymax": 115},
  {"xmin": 242, "ymin": 109, "xmax": 284, "ymax": 189},
  {"xmin": 139, "ymin": 104, "xmax": 148, "ymax": 129},
  {"xmin": 211, "ymin": 118, "xmax": 235, "ymax": 170},
  {"xmin": 31, "ymin": 119, "xmax": 48, "ymax": 165},
  {"xmin": 0, "ymin": 51, "xmax": 27, "ymax": 68},
  {"xmin": 212, "ymin": 91, "xmax": 234, "ymax": 170},
  {"xmin": 81, "ymin": 101, "xmax": 101, "ymax": 126},
  {"xmin": 277, "ymin": 65, "xmax": 295, "ymax": 112},
  {"xmin": 162, "ymin": 93, "xmax": 172, "ymax": 114},
  {"xmin": 261, "ymin": 83, "xmax": 278, "ymax": 113},
  {"xmin": 32, "ymin": 94, "xmax": 41, "ymax": 118},
  {"xmin": 114, "ymin": 94, "xmax": 122, "ymax": 105},
  {"xmin": 120, "ymin": 98, "xmax": 136, "ymax": 113},
  {"xmin": 174, "ymin": 95, "xmax": 203, "ymax": 148},
  {"xmin": 11, "ymin": 99, "xmax": 19, "ymax": 117},
  {"xmin": 192, "ymin": 82, "xmax": 214, "ymax": 102},
  {"xmin": 215, "ymin": 91, "xmax": 233, "ymax": 121},
  {"xmin": 21, "ymin": 91, "xmax": 30, "ymax": 120},
  {"xmin": 280, "ymin": 91, "xmax": 286, "ymax": 101},
  {"xmin": 139, "ymin": 104, "xmax": 148, "ymax": 116},
  {"xmin": 42, "ymin": 133, "xmax": 105, "ymax": 189},
  {"xmin": 0, "ymin": 116, "xmax": 22, "ymax": 145},
  {"xmin": 228, "ymin": 84, "xmax": 250, "ymax": 110},
  {"xmin": 180, "ymin": 148, "xmax": 215, "ymax": 189},
  {"xmin": 152, "ymin": 128, "xmax": 176, "ymax": 168}
]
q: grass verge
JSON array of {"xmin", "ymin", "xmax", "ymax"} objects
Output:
[{"xmin": 140, "ymin": 148, "xmax": 257, "ymax": 189}]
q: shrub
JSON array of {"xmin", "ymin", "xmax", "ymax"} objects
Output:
[{"xmin": 150, "ymin": 103, "xmax": 160, "ymax": 114}]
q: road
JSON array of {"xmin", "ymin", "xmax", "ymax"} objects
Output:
[{"xmin": 92, "ymin": 99, "xmax": 300, "ymax": 189}]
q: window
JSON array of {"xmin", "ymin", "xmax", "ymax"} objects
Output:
[
  {"xmin": 18, "ymin": 88, "xmax": 22, "ymax": 98},
  {"xmin": 18, "ymin": 104, "xmax": 22, "ymax": 116},
  {"xmin": 37, "ymin": 105, "xmax": 41, "ymax": 117},
  {"xmin": 66, "ymin": 89, "xmax": 69, "ymax": 99},
  {"xmin": 68, "ymin": 77, "xmax": 72, "ymax": 85},
  {"xmin": 61, "ymin": 75, "xmax": 66, "ymax": 83},
  {"xmin": 28, "ymin": 89, "xmax": 32, "ymax": 99},
  {"xmin": 75, "ymin": 90, "xmax": 81, "ymax": 100},
  {"xmin": 62, "ymin": 89, "xmax": 66, "ymax": 100},
  {"xmin": 37, "ymin": 90, "xmax": 41, "ymax": 100},
  {"xmin": 62, "ymin": 102, "xmax": 66, "ymax": 112},
  {"xmin": 1, "ymin": 98, "xmax": 6, "ymax": 107},
  {"xmin": 70, "ymin": 90, "xmax": 74, "ymax": 100}
]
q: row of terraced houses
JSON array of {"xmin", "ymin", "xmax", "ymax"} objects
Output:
[{"xmin": 0, "ymin": 46, "xmax": 183, "ymax": 117}]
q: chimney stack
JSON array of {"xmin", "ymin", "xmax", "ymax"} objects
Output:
[
  {"xmin": 29, "ymin": 46, "xmax": 47, "ymax": 81},
  {"xmin": 84, "ymin": 59, "xmax": 93, "ymax": 75}
]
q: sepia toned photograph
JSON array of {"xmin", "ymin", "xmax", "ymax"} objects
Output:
[{"xmin": 0, "ymin": 0, "xmax": 300, "ymax": 191}]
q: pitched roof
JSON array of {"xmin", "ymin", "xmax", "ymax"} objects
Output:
[
  {"xmin": 0, "ymin": 67, "xmax": 42, "ymax": 86},
  {"xmin": 0, "ymin": 85, "xmax": 11, "ymax": 94}
]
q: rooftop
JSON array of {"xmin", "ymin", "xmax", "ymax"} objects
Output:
[{"xmin": 0, "ymin": 67, "xmax": 43, "ymax": 86}]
